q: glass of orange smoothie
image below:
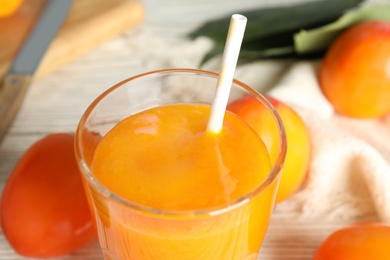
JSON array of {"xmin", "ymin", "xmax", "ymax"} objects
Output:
[{"xmin": 75, "ymin": 68, "xmax": 286, "ymax": 260}]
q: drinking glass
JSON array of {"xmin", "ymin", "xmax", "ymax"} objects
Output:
[{"xmin": 75, "ymin": 68, "xmax": 287, "ymax": 260}]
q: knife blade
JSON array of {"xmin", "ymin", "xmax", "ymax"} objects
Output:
[{"xmin": 0, "ymin": 0, "xmax": 72, "ymax": 143}]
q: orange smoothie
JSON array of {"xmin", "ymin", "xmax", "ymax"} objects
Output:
[{"xmin": 89, "ymin": 104, "xmax": 277, "ymax": 259}]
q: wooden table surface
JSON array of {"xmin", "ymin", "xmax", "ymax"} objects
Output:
[{"xmin": 0, "ymin": 0, "xmax": 383, "ymax": 259}]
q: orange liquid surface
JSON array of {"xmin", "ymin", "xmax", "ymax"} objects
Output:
[{"xmin": 90, "ymin": 104, "xmax": 277, "ymax": 259}]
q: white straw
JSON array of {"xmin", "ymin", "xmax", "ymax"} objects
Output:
[{"xmin": 206, "ymin": 14, "xmax": 247, "ymax": 133}]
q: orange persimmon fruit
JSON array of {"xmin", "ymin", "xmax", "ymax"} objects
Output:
[
  {"xmin": 0, "ymin": 133, "xmax": 96, "ymax": 257},
  {"xmin": 0, "ymin": 0, "xmax": 23, "ymax": 17},
  {"xmin": 319, "ymin": 21, "xmax": 390, "ymax": 118},
  {"xmin": 313, "ymin": 222, "xmax": 390, "ymax": 260},
  {"xmin": 227, "ymin": 95, "xmax": 311, "ymax": 203}
]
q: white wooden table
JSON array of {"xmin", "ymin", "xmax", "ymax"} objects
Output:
[{"xmin": 0, "ymin": 0, "xmax": 382, "ymax": 259}]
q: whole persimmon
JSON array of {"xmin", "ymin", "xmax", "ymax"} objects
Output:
[
  {"xmin": 313, "ymin": 222, "xmax": 390, "ymax": 260},
  {"xmin": 227, "ymin": 95, "xmax": 311, "ymax": 203},
  {"xmin": 320, "ymin": 21, "xmax": 390, "ymax": 118},
  {"xmin": 0, "ymin": 133, "xmax": 97, "ymax": 257}
]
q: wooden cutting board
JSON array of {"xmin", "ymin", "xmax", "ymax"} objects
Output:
[{"xmin": 0, "ymin": 0, "xmax": 145, "ymax": 79}]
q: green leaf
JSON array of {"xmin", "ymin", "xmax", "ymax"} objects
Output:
[
  {"xmin": 295, "ymin": 4, "xmax": 390, "ymax": 54},
  {"xmin": 190, "ymin": 0, "xmax": 364, "ymax": 63}
]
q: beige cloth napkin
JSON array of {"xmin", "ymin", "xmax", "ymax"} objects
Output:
[{"xmin": 265, "ymin": 62, "xmax": 390, "ymax": 223}]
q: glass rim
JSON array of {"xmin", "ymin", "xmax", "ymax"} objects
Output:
[{"xmin": 75, "ymin": 68, "xmax": 287, "ymax": 218}]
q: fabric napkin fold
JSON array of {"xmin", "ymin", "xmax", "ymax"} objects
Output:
[{"xmin": 266, "ymin": 62, "xmax": 390, "ymax": 223}]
